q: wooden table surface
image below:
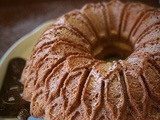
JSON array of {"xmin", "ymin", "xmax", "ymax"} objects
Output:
[{"xmin": 0, "ymin": 0, "xmax": 159, "ymax": 59}]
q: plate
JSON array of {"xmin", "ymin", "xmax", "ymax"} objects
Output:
[{"xmin": 0, "ymin": 20, "xmax": 54, "ymax": 120}]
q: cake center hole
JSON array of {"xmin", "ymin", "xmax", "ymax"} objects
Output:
[
  {"xmin": 95, "ymin": 41, "xmax": 134, "ymax": 61},
  {"xmin": 104, "ymin": 55, "xmax": 121, "ymax": 62}
]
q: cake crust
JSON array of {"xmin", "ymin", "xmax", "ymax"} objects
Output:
[{"xmin": 21, "ymin": 1, "xmax": 160, "ymax": 119}]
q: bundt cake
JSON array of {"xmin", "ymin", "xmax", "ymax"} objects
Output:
[{"xmin": 21, "ymin": 0, "xmax": 160, "ymax": 119}]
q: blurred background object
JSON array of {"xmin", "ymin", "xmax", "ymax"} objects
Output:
[{"xmin": 0, "ymin": 0, "xmax": 159, "ymax": 59}]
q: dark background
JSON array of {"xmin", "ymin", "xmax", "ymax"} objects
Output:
[{"xmin": 0, "ymin": 0, "xmax": 159, "ymax": 59}]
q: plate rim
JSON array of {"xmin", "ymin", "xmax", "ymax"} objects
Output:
[{"xmin": 0, "ymin": 20, "xmax": 54, "ymax": 90}]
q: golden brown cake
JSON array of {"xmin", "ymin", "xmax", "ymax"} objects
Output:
[{"xmin": 21, "ymin": 0, "xmax": 160, "ymax": 119}]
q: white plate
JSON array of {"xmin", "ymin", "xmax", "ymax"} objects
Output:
[{"xmin": 0, "ymin": 20, "xmax": 54, "ymax": 120}]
